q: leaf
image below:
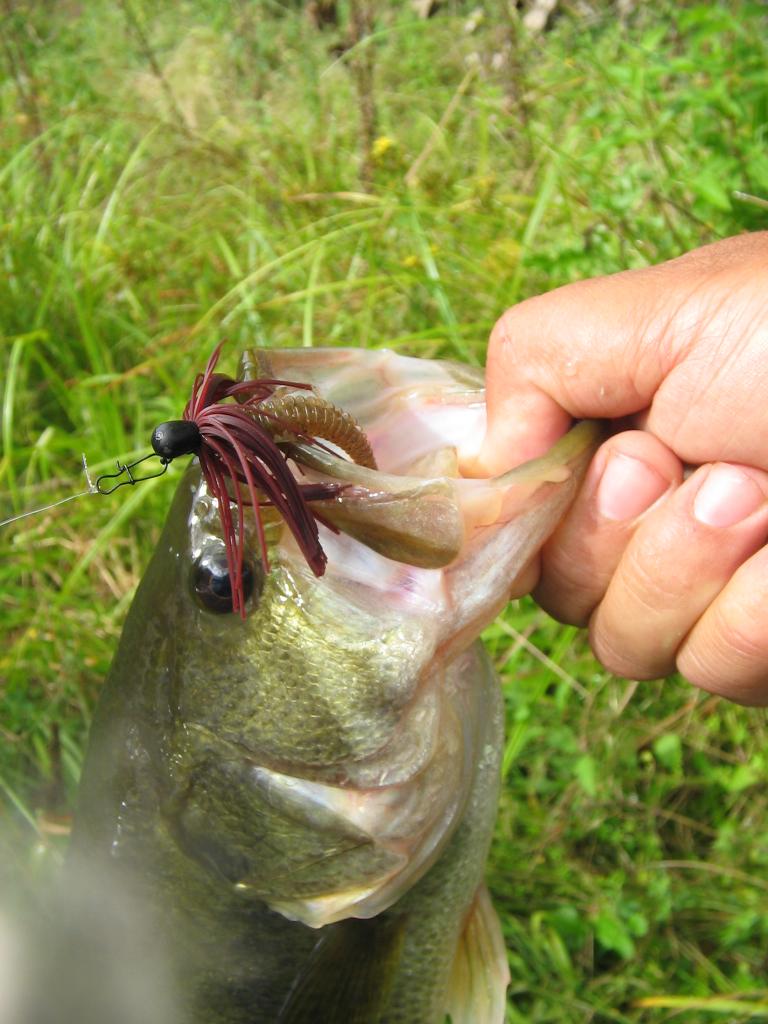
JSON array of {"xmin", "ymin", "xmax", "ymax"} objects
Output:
[
  {"xmin": 594, "ymin": 908, "xmax": 635, "ymax": 959},
  {"xmin": 626, "ymin": 910, "xmax": 649, "ymax": 938},
  {"xmin": 546, "ymin": 906, "xmax": 590, "ymax": 951},
  {"xmin": 721, "ymin": 761, "xmax": 761, "ymax": 794},
  {"xmin": 653, "ymin": 733, "xmax": 682, "ymax": 773},
  {"xmin": 574, "ymin": 754, "xmax": 598, "ymax": 796},
  {"xmin": 690, "ymin": 170, "xmax": 733, "ymax": 211}
]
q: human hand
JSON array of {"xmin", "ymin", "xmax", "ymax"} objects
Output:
[{"xmin": 478, "ymin": 232, "xmax": 768, "ymax": 704}]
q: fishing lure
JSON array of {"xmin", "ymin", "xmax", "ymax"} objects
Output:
[
  {"xmin": 152, "ymin": 342, "xmax": 354, "ymax": 617},
  {"xmin": 2, "ymin": 344, "xmax": 377, "ymax": 617}
]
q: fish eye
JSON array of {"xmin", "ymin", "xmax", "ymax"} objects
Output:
[{"xmin": 191, "ymin": 548, "xmax": 262, "ymax": 614}]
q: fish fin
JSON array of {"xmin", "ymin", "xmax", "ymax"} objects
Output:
[
  {"xmin": 278, "ymin": 915, "xmax": 407, "ymax": 1024},
  {"xmin": 444, "ymin": 883, "xmax": 510, "ymax": 1024}
]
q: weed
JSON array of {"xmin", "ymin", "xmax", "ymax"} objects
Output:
[{"xmin": 2, "ymin": 1, "xmax": 768, "ymax": 1019}]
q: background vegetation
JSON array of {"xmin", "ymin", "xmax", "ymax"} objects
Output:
[{"xmin": 2, "ymin": 1, "xmax": 768, "ymax": 1019}]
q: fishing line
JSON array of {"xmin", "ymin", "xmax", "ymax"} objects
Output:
[
  {"xmin": 0, "ymin": 452, "xmax": 170, "ymax": 528},
  {"xmin": 0, "ymin": 489, "xmax": 96, "ymax": 528},
  {"xmin": 0, "ymin": 455, "xmax": 98, "ymax": 528}
]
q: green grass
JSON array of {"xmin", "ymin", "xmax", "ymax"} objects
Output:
[{"xmin": 2, "ymin": 1, "xmax": 768, "ymax": 1019}]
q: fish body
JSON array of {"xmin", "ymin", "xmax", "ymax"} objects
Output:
[{"xmin": 68, "ymin": 348, "xmax": 598, "ymax": 1023}]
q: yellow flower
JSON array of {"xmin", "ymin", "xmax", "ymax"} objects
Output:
[{"xmin": 371, "ymin": 135, "xmax": 395, "ymax": 160}]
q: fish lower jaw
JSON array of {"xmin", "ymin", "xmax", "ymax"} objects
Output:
[{"xmin": 263, "ymin": 876, "xmax": 398, "ymax": 929}]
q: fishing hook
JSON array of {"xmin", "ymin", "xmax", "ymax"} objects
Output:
[{"xmin": 95, "ymin": 452, "xmax": 169, "ymax": 494}]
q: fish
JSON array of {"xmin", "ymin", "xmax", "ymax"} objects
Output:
[{"xmin": 65, "ymin": 347, "xmax": 598, "ymax": 1024}]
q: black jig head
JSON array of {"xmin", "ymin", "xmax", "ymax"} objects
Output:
[{"xmin": 151, "ymin": 420, "xmax": 203, "ymax": 460}]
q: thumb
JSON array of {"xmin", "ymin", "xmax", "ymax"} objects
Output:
[{"xmin": 478, "ymin": 269, "xmax": 663, "ymax": 475}]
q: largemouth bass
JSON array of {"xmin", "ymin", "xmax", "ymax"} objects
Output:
[{"xmin": 66, "ymin": 348, "xmax": 598, "ymax": 1024}]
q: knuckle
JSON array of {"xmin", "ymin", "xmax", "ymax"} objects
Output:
[
  {"xmin": 488, "ymin": 298, "xmax": 540, "ymax": 362},
  {"xmin": 508, "ymin": 556, "xmax": 541, "ymax": 601},
  {"xmin": 712, "ymin": 599, "xmax": 768, "ymax": 664},
  {"xmin": 535, "ymin": 589, "xmax": 591, "ymax": 628},
  {"xmin": 536, "ymin": 553, "xmax": 606, "ymax": 627},
  {"xmin": 677, "ymin": 640, "xmax": 768, "ymax": 706},
  {"xmin": 619, "ymin": 541, "xmax": 681, "ymax": 612},
  {"xmin": 677, "ymin": 593, "xmax": 768, "ymax": 704},
  {"xmin": 588, "ymin": 611, "xmax": 669, "ymax": 681},
  {"xmin": 488, "ymin": 310, "xmax": 515, "ymax": 354}
]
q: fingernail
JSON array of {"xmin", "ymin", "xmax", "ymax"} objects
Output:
[
  {"xmin": 693, "ymin": 464, "xmax": 765, "ymax": 527},
  {"xmin": 596, "ymin": 453, "xmax": 669, "ymax": 521}
]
